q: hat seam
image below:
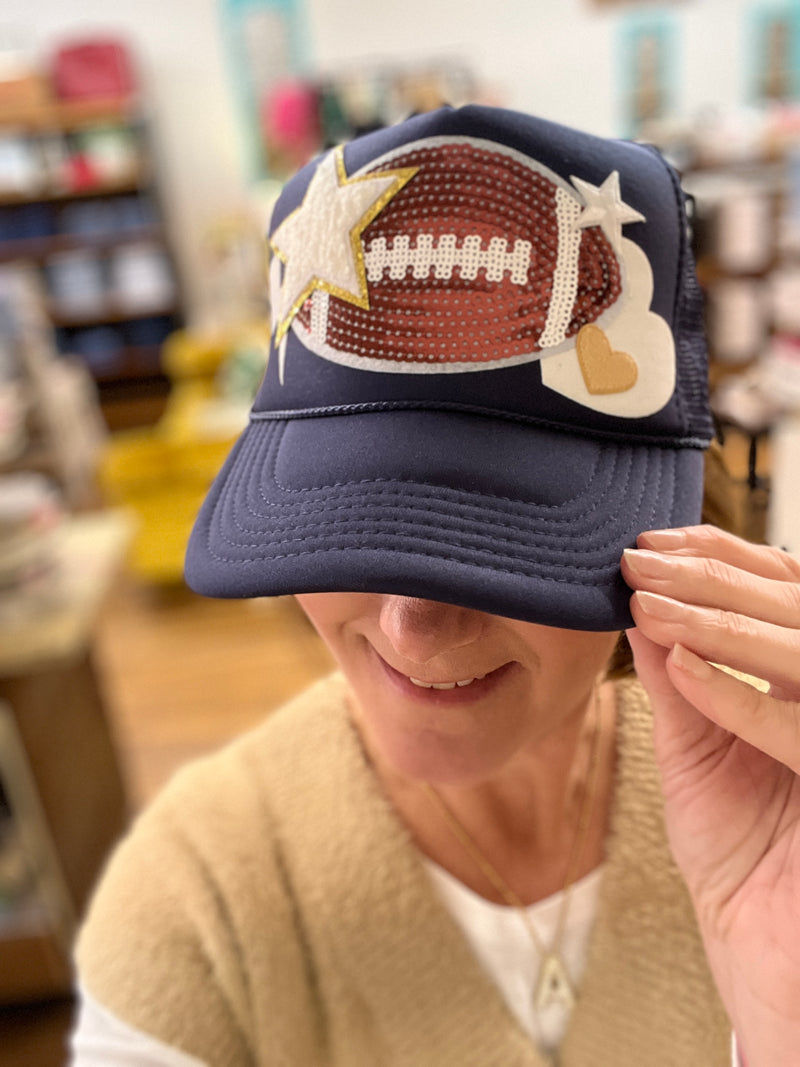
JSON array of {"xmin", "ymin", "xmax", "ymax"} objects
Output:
[
  {"xmin": 200, "ymin": 537, "xmax": 626, "ymax": 586},
  {"xmin": 208, "ymin": 525, "xmax": 633, "ymax": 570},
  {"xmin": 254, "ymin": 435, "xmax": 632, "ymax": 539},
  {"xmin": 250, "ymin": 407, "xmax": 710, "ymax": 451},
  {"xmin": 233, "ymin": 493, "xmax": 643, "ymax": 549},
  {"xmin": 264, "ymin": 416, "xmax": 621, "ymax": 516},
  {"xmin": 228, "ymin": 512, "xmax": 637, "ymax": 550}
]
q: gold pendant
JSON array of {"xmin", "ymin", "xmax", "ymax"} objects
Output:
[{"xmin": 535, "ymin": 953, "xmax": 575, "ymax": 1012}]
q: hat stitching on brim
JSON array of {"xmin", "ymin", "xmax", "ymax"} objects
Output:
[{"xmin": 197, "ymin": 421, "xmax": 675, "ymax": 584}]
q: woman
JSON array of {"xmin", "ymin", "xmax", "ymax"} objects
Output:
[{"xmin": 71, "ymin": 105, "xmax": 800, "ymax": 1066}]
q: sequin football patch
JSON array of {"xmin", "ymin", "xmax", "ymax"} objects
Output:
[
  {"xmin": 269, "ymin": 135, "xmax": 678, "ymax": 419},
  {"xmin": 270, "ymin": 137, "xmax": 639, "ymax": 374}
]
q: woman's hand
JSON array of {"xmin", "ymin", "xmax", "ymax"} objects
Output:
[{"xmin": 621, "ymin": 525, "xmax": 800, "ymax": 1067}]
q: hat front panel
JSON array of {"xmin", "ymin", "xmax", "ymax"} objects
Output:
[
  {"xmin": 297, "ymin": 140, "xmax": 622, "ymax": 372},
  {"xmin": 261, "ymin": 111, "xmax": 701, "ymax": 444}
]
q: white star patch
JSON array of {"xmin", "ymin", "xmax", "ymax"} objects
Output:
[
  {"xmin": 269, "ymin": 147, "xmax": 418, "ymax": 346},
  {"xmin": 570, "ymin": 170, "xmax": 645, "ymax": 255}
]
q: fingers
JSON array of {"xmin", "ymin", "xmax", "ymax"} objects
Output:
[
  {"xmin": 622, "ymin": 546, "xmax": 800, "ymax": 630},
  {"xmin": 622, "ymin": 525, "xmax": 800, "ymax": 696},
  {"xmin": 666, "ymin": 644, "xmax": 800, "ymax": 776},
  {"xmin": 637, "ymin": 524, "xmax": 800, "ymax": 585},
  {"xmin": 628, "ymin": 586, "xmax": 800, "ymax": 694},
  {"xmin": 625, "ymin": 628, "xmax": 718, "ymax": 759},
  {"xmin": 628, "ymin": 628, "xmax": 800, "ymax": 782}
]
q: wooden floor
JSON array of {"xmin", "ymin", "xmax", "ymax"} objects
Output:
[
  {"xmin": 94, "ymin": 579, "xmax": 336, "ymax": 811},
  {"xmin": 0, "ymin": 578, "xmax": 335, "ymax": 1067}
]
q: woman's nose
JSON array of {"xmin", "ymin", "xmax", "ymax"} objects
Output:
[{"xmin": 377, "ymin": 596, "xmax": 485, "ymax": 665}]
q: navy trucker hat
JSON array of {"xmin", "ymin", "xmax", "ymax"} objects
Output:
[{"xmin": 185, "ymin": 104, "xmax": 713, "ymax": 631}]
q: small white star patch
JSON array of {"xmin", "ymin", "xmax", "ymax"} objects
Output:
[{"xmin": 570, "ymin": 171, "xmax": 645, "ymax": 255}]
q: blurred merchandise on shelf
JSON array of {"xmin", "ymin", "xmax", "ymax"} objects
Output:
[
  {"xmin": 0, "ymin": 378, "xmax": 26, "ymax": 465},
  {"xmin": 220, "ymin": 0, "xmax": 308, "ymax": 181},
  {"xmin": 0, "ymin": 473, "xmax": 63, "ymax": 608},
  {"xmin": 259, "ymin": 59, "xmax": 479, "ymax": 178},
  {"xmin": 617, "ymin": 9, "xmax": 678, "ymax": 139},
  {"xmin": 261, "ymin": 80, "xmax": 321, "ymax": 176},
  {"xmin": 220, "ymin": 1, "xmax": 480, "ymax": 181},
  {"xmin": 749, "ymin": 4, "xmax": 800, "ymax": 107},
  {"xmin": 45, "ymin": 248, "xmax": 106, "ymax": 318},
  {"xmin": 52, "ymin": 39, "xmax": 137, "ymax": 102},
  {"xmin": 198, "ymin": 211, "xmax": 269, "ymax": 331},
  {"xmin": 99, "ymin": 322, "xmax": 268, "ymax": 584},
  {"xmin": 0, "ymin": 303, "xmax": 27, "ymax": 463},
  {"xmin": 0, "ymin": 135, "xmax": 41, "ymax": 197},
  {"xmin": 0, "ymin": 35, "xmax": 184, "ymax": 431},
  {"xmin": 0, "ymin": 265, "xmax": 106, "ymax": 510},
  {"xmin": 705, "ymin": 278, "xmax": 768, "ymax": 366},
  {"xmin": 651, "ymin": 101, "xmax": 800, "ymax": 543},
  {"xmin": 108, "ymin": 242, "xmax": 176, "ymax": 311},
  {"xmin": 713, "ymin": 335, "xmax": 800, "ymax": 430}
]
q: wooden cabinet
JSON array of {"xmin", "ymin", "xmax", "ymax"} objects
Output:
[
  {"xmin": 0, "ymin": 97, "xmax": 184, "ymax": 429},
  {"xmin": 0, "ymin": 512, "xmax": 131, "ymax": 1003}
]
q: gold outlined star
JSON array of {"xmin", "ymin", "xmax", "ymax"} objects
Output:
[
  {"xmin": 570, "ymin": 170, "xmax": 645, "ymax": 255},
  {"xmin": 270, "ymin": 147, "xmax": 419, "ymax": 345}
]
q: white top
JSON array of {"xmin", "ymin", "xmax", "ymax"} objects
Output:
[
  {"xmin": 71, "ymin": 988, "xmax": 205, "ymax": 1066},
  {"xmin": 424, "ymin": 859, "xmax": 603, "ymax": 1053}
]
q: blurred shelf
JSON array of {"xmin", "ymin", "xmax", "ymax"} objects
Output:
[
  {"xmin": 0, "ymin": 95, "xmax": 184, "ymax": 430},
  {"xmin": 0, "ymin": 224, "xmax": 160, "ymax": 263},
  {"xmin": 0, "ymin": 95, "xmax": 141, "ymax": 132},
  {"xmin": 0, "ymin": 173, "xmax": 147, "ymax": 208},
  {"xmin": 48, "ymin": 301, "xmax": 178, "ymax": 329}
]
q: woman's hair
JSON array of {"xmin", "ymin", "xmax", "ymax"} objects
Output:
[{"xmin": 606, "ymin": 438, "xmax": 741, "ymax": 679}]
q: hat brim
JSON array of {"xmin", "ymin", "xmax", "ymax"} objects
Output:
[{"xmin": 185, "ymin": 409, "xmax": 705, "ymax": 631}]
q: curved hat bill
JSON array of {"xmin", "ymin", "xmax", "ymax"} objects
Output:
[{"xmin": 185, "ymin": 409, "xmax": 705, "ymax": 631}]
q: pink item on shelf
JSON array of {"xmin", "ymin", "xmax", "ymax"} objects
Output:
[
  {"xmin": 261, "ymin": 81, "xmax": 320, "ymax": 170},
  {"xmin": 52, "ymin": 40, "xmax": 137, "ymax": 100}
]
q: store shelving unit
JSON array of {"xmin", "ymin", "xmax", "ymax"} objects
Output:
[{"xmin": 0, "ymin": 95, "xmax": 184, "ymax": 429}]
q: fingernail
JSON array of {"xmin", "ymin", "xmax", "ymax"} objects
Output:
[
  {"xmin": 633, "ymin": 590, "xmax": 683, "ymax": 618},
  {"xmin": 623, "ymin": 548, "xmax": 673, "ymax": 575},
  {"xmin": 638, "ymin": 528, "xmax": 687, "ymax": 550},
  {"xmin": 670, "ymin": 643, "xmax": 712, "ymax": 680}
]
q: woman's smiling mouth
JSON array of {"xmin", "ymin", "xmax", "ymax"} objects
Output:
[
  {"xmin": 375, "ymin": 653, "xmax": 516, "ymax": 703},
  {"xmin": 408, "ymin": 675, "xmax": 486, "ymax": 690}
]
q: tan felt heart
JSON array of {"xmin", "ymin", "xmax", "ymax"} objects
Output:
[{"xmin": 576, "ymin": 324, "xmax": 638, "ymax": 395}]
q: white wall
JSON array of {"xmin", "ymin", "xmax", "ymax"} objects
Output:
[
  {"xmin": 306, "ymin": 0, "xmax": 757, "ymax": 133},
  {"xmin": 3, "ymin": 0, "xmax": 763, "ymax": 318}
]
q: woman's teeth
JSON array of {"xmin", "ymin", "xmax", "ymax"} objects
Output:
[{"xmin": 408, "ymin": 674, "xmax": 485, "ymax": 690}]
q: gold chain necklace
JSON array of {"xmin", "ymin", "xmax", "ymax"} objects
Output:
[{"xmin": 420, "ymin": 687, "xmax": 602, "ymax": 1016}]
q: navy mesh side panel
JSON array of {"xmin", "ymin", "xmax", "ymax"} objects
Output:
[{"xmin": 675, "ymin": 239, "xmax": 714, "ymax": 442}]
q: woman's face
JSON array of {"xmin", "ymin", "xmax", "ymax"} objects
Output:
[{"xmin": 296, "ymin": 593, "xmax": 618, "ymax": 786}]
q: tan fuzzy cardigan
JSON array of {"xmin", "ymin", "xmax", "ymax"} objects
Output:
[{"xmin": 75, "ymin": 674, "xmax": 731, "ymax": 1066}]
